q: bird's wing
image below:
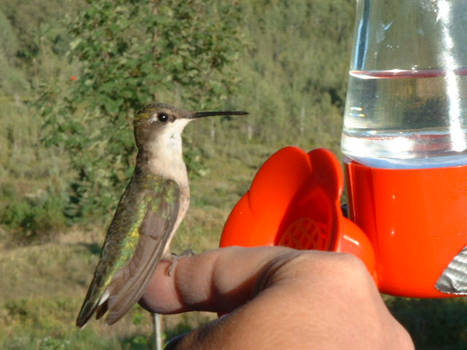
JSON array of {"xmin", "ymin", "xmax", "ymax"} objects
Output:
[
  {"xmin": 76, "ymin": 175, "xmax": 180, "ymax": 327},
  {"xmin": 103, "ymin": 178, "xmax": 180, "ymax": 325}
]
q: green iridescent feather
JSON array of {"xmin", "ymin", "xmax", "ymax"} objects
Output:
[{"xmin": 76, "ymin": 171, "xmax": 179, "ymax": 326}]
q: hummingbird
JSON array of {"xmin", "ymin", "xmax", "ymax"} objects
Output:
[{"xmin": 76, "ymin": 103, "xmax": 247, "ymax": 327}]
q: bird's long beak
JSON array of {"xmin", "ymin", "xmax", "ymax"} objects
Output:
[{"xmin": 188, "ymin": 110, "xmax": 248, "ymax": 119}]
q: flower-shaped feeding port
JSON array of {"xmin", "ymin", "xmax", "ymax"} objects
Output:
[{"xmin": 220, "ymin": 146, "xmax": 377, "ymax": 281}]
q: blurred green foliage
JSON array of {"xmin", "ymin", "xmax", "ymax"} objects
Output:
[
  {"xmin": 386, "ymin": 297, "xmax": 467, "ymax": 349},
  {"xmin": 234, "ymin": 0, "xmax": 354, "ymax": 147},
  {"xmin": 0, "ymin": 0, "xmax": 354, "ymax": 237},
  {"xmin": 2, "ymin": 2, "xmax": 465, "ymax": 347},
  {"xmin": 0, "ymin": 183, "xmax": 67, "ymax": 243},
  {"xmin": 0, "ymin": 10, "xmax": 28, "ymax": 94},
  {"xmin": 37, "ymin": 0, "xmax": 244, "ymax": 220},
  {"xmin": 0, "ymin": 0, "xmax": 85, "ymax": 94}
]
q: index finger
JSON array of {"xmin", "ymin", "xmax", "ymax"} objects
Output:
[{"xmin": 140, "ymin": 246, "xmax": 304, "ymax": 314}]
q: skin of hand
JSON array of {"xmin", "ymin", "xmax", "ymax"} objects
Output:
[{"xmin": 140, "ymin": 246, "xmax": 414, "ymax": 350}]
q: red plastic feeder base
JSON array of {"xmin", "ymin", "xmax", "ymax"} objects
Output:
[
  {"xmin": 220, "ymin": 147, "xmax": 376, "ymax": 282},
  {"xmin": 220, "ymin": 146, "xmax": 467, "ymax": 297}
]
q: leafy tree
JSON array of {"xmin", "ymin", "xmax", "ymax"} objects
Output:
[{"xmin": 38, "ymin": 0, "xmax": 244, "ymax": 220}]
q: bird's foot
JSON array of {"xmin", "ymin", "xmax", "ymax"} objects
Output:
[{"xmin": 161, "ymin": 249, "xmax": 194, "ymax": 277}]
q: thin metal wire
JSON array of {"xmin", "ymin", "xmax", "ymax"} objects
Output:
[{"xmin": 153, "ymin": 313, "xmax": 162, "ymax": 350}]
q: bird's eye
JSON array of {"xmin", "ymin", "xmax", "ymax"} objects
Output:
[{"xmin": 158, "ymin": 113, "xmax": 169, "ymax": 122}]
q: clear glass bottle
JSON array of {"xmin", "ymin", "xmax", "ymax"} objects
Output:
[{"xmin": 342, "ymin": 0, "xmax": 467, "ymax": 168}]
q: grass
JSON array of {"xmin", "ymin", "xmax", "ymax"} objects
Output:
[
  {"xmin": 386, "ymin": 297, "xmax": 467, "ymax": 349},
  {"xmin": 0, "ymin": 227, "xmax": 216, "ymax": 349}
]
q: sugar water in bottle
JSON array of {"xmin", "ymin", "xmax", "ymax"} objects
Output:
[{"xmin": 342, "ymin": 0, "xmax": 467, "ymax": 168}]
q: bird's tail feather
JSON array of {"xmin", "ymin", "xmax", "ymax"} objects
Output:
[
  {"xmin": 76, "ymin": 232, "xmax": 168, "ymax": 326},
  {"xmin": 76, "ymin": 268, "xmax": 111, "ymax": 327},
  {"xmin": 76, "ymin": 295, "xmax": 99, "ymax": 328}
]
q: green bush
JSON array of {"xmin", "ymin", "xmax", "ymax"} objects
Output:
[{"xmin": 0, "ymin": 185, "xmax": 66, "ymax": 243}]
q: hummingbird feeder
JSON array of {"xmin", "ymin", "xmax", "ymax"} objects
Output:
[{"xmin": 220, "ymin": 0, "xmax": 467, "ymax": 298}]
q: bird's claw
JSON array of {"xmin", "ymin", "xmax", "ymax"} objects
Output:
[{"xmin": 161, "ymin": 249, "xmax": 194, "ymax": 276}]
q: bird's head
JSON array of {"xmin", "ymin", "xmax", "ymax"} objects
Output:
[{"xmin": 134, "ymin": 103, "xmax": 247, "ymax": 151}]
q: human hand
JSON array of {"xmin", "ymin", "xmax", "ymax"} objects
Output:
[{"xmin": 140, "ymin": 247, "xmax": 414, "ymax": 350}]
